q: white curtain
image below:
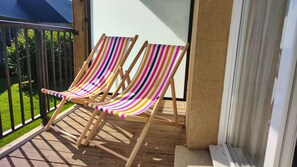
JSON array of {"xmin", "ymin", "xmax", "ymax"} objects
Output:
[{"xmin": 227, "ymin": 0, "xmax": 287, "ymax": 166}]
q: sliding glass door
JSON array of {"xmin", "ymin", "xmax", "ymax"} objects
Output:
[
  {"xmin": 89, "ymin": 0, "xmax": 191, "ymax": 99},
  {"xmin": 226, "ymin": 0, "xmax": 288, "ymax": 166}
]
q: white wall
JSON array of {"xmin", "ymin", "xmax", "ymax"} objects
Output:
[{"xmin": 90, "ymin": 0, "xmax": 191, "ymax": 98}]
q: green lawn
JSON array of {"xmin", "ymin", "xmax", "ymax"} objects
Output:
[{"xmin": 0, "ymin": 77, "xmax": 73, "ymax": 148}]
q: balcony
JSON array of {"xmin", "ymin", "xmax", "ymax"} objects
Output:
[
  {"xmin": 1, "ymin": 0, "xmax": 295, "ymax": 166},
  {"xmin": 0, "ymin": 101, "xmax": 187, "ymax": 167},
  {"xmin": 0, "ymin": 20, "xmax": 75, "ymax": 139},
  {"xmin": 0, "ymin": 19, "xmax": 213, "ymax": 167}
]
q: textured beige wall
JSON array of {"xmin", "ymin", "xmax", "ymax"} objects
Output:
[{"xmin": 186, "ymin": 0, "xmax": 233, "ymax": 149}]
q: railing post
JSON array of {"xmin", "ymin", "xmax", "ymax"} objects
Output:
[
  {"xmin": 35, "ymin": 30, "xmax": 50, "ymax": 126},
  {"xmin": 2, "ymin": 27, "xmax": 15, "ymax": 132},
  {"xmin": 0, "ymin": 20, "xmax": 75, "ymax": 139}
]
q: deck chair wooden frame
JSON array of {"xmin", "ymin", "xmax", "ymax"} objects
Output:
[
  {"xmin": 41, "ymin": 34, "xmax": 138, "ymax": 146},
  {"xmin": 81, "ymin": 42, "xmax": 189, "ymax": 167}
]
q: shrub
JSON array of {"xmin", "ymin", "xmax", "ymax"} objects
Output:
[{"xmin": 6, "ymin": 29, "xmax": 72, "ymax": 83}]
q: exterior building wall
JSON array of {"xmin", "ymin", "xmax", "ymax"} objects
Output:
[{"xmin": 186, "ymin": 0, "xmax": 233, "ymax": 149}]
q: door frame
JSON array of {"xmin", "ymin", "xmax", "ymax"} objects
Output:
[
  {"xmin": 263, "ymin": 0, "xmax": 297, "ymax": 166},
  {"xmin": 278, "ymin": 63, "xmax": 297, "ymax": 167},
  {"xmin": 218, "ymin": 0, "xmax": 297, "ymax": 166},
  {"xmin": 217, "ymin": 0, "xmax": 244, "ymax": 144}
]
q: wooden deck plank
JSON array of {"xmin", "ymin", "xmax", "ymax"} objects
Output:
[
  {"xmin": 0, "ymin": 156, "xmax": 84, "ymax": 167},
  {"xmin": 0, "ymin": 100, "xmax": 186, "ymax": 167}
]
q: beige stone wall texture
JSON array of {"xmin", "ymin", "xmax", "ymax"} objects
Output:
[{"xmin": 186, "ymin": 0, "xmax": 233, "ymax": 149}]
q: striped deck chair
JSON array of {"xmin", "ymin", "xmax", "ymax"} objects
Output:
[
  {"xmin": 41, "ymin": 33, "xmax": 138, "ymax": 146},
  {"xmin": 81, "ymin": 41, "xmax": 189, "ymax": 167}
]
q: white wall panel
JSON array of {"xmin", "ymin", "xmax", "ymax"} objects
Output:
[{"xmin": 90, "ymin": 0, "xmax": 191, "ymax": 98}]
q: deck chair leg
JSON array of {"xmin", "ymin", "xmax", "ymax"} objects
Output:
[
  {"xmin": 44, "ymin": 98, "xmax": 66, "ymax": 131},
  {"xmin": 119, "ymin": 68, "xmax": 126, "ymax": 91},
  {"xmin": 125, "ymin": 80, "xmax": 167, "ymax": 167},
  {"xmin": 76, "ymin": 109, "xmax": 100, "ymax": 146},
  {"xmin": 83, "ymin": 112, "xmax": 106, "ymax": 146},
  {"xmin": 170, "ymin": 79, "xmax": 179, "ymax": 127},
  {"xmin": 125, "ymin": 117, "xmax": 154, "ymax": 167}
]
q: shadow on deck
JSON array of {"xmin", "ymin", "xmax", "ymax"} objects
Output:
[{"xmin": 0, "ymin": 100, "xmax": 186, "ymax": 167}]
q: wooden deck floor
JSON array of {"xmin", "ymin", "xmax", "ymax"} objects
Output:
[{"xmin": 0, "ymin": 100, "xmax": 186, "ymax": 167}]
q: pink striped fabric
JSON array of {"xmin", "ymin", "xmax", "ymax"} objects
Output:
[
  {"xmin": 88, "ymin": 44, "xmax": 183, "ymax": 118},
  {"xmin": 41, "ymin": 36, "xmax": 133, "ymax": 101}
]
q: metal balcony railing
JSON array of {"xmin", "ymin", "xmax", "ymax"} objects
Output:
[{"xmin": 0, "ymin": 20, "xmax": 76, "ymax": 139}]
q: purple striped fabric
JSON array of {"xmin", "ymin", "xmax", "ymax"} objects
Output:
[
  {"xmin": 88, "ymin": 44, "xmax": 183, "ymax": 118},
  {"xmin": 41, "ymin": 36, "xmax": 133, "ymax": 101}
]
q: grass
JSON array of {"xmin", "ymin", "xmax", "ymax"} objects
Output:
[{"xmin": 0, "ymin": 77, "xmax": 73, "ymax": 148}]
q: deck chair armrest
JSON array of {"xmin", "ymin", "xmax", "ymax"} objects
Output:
[
  {"xmin": 110, "ymin": 41, "xmax": 148, "ymax": 97},
  {"xmin": 69, "ymin": 62, "xmax": 89, "ymax": 89},
  {"xmin": 69, "ymin": 34, "xmax": 106, "ymax": 89},
  {"xmin": 126, "ymin": 70, "xmax": 131, "ymax": 84},
  {"xmin": 125, "ymin": 41, "xmax": 148, "ymax": 75},
  {"xmin": 117, "ymin": 35, "xmax": 138, "ymax": 90},
  {"xmin": 98, "ymin": 35, "xmax": 139, "ymax": 102},
  {"xmin": 118, "ymin": 35, "xmax": 139, "ymax": 68}
]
